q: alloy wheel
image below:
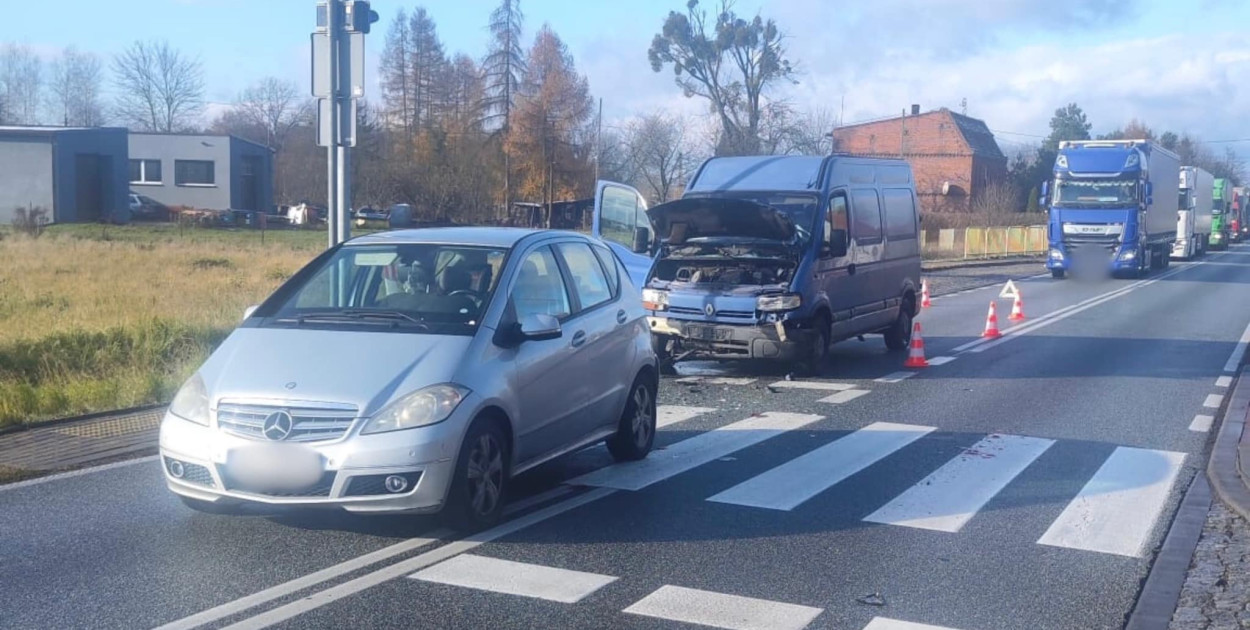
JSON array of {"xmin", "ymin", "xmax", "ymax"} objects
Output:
[
  {"xmin": 465, "ymin": 434, "xmax": 503, "ymax": 517},
  {"xmin": 630, "ymin": 384, "xmax": 654, "ymax": 449}
]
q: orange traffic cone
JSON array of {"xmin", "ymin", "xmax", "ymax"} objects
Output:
[
  {"xmin": 981, "ymin": 302, "xmax": 1003, "ymax": 339},
  {"xmin": 903, "ymin": 322, "xmax": 929, "ymax": 368},
  {"xmin": 1008, "ymin": 292, "xmax": 1026, "ymax": 321},
  {"xmin": 921, "ymin": 279, "xmax": 932, "ymax": 308}
]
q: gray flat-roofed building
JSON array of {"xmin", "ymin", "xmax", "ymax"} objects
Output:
[
  {"xmin": 0, "ymin": 126, "xmax": 129, "ymax": 224},
  {"xmin": 127, "ymin": 133, "xmax": 273, "ymax": 212}
]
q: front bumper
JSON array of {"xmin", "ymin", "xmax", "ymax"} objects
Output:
[
  {"xmin": 158, "ymin": 408, "xmax": 465, "ymax": 514},
  {"xmin": 648, "ymin": 316, "xmax": 815, "ymax": 361}
]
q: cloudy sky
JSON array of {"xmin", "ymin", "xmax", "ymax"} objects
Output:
[{"xmin": 12, "ymin": 0, "xmax": 1250, "ymax": 158}]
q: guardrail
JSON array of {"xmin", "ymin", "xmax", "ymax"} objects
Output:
[{"xmin": 922, "ymin": 225, "xmax": 1047, "ymax": 260}]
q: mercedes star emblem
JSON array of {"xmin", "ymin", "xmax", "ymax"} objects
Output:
[{"xmin": 262, "ymin": 411, "xmax": 294, "ymax": 441}]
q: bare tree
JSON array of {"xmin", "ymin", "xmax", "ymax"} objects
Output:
[
  {"xmin": 0, "ymin": 44, "xmax": 44, "ymax": 125},
  {"xmin": 625, "ymin": 112, "xmax": 693, "ymax": 202},
  {"xmin": 48, "ymin": 47, "xmax": 104, "ymax": 126},
  {"xmin": 971, "ymin": 180, "xmax": 1022, "ymax": 220},
  {"xmin": 235, "ymin": 77, "xmax": 309, "ymax": 149},
  {"xmin": 112, "ymin": 41, "xmax": 205, "ymax": 132},
  {"xmin": 483, "ymin": 0, "xmax": 525, "ymax": 213},
  {"xmin": 380, "ymin": 9, "xmax": 413, "ymax": 134}
]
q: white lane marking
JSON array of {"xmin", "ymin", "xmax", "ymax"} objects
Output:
[
  {"xmin": 864, "ymin": 434, "xmax": 1054, "ymax": 532},
  {"xmin": 1204, "ymin": 394, "xmax": 1224, "ymax": 409},
  {"xmin": 567, "ymin": 412, "xmax": 823, "ymax": 491},
  {"xmin": 1038, "ymin": 447, "xmax": 1186, "ymax": 557},
  {"xmin": 410, "ymin": 554, "xmax": 616, "ymax": 603},
  {"xmin": 502, "ymin": 486, "xmax": 577, "ymax": 516},
  {"xmin": 1189, "ymin": 415, "xmax": 1215, "ymax": 433},
  {"xmin": 222, "ymin": 487, "xmax": 615, "ymax": 630},
  {"xmin": 927, "ymin": 356, "xmax": 957, "ymax": 366},
  {"xmin": 657, "ymin": 405, "xmax": 716, "ymax": 428},
  {"xmin": 0, "ymin": 454, "xmax": 159, "ymax": 492},
  {"xmin": 863, "ymin": 618, "xmax": 964, "ymax": 630},
  {"xmin": 676, "ymin": 377, "xmax": 757, "ymax": 386},
  {"xmin": 708, "ymin": 422, "xmax": 935, "ymax": 511},
  {"xmin": 767, "ymin": 381, "xmax": 857, "ymax": 392},
  {"xmin": 1224, "ymin": 319, "xmax": 1250, "ymax": 373},
  {"xmin": 1216, "ymin": 376, "xmax": 1234, "ymax": 388},
  {"xmin": 623, "ymin": 585, "xmax": 823, "ymax": 630},
  {"xmin": 818, "ymin": 390, "xmax": 871, "ymax": 404},
  {"xmin": 154, "ymin": 531, "xmax": 449, "ymax": 630},
  {"xmin": 875, "ymin": 371, "xmax": 917, "ymax": 384}
]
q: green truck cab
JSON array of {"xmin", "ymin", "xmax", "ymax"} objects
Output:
[{"xmin": 1211, "ymin": 178, "xmax": 1233, "ymax": 250}]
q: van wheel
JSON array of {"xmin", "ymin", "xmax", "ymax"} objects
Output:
[
  {"xmin": 803, "ymin": 315, "xmax": 831, "ymax": 374},
  {"xmin": 444, "ymin": 419, "xmax": 508, "ymax": 531},
  {"xmin": 606, "ymin": 375, "xmax": 657, "ymax": 462},
  {"xmin": 883, "ymin": 304, "xmax": 912, "ymax": 352}
]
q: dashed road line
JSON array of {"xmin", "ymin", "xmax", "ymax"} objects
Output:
[
  {"xmin": 1189, "ymin": 415, "xmax": 1215, "ymax": 433},
  {"xmin": 767, "ymin": 381, "xmax": 857, "ymax": 392},
  {"xmin": 875, "ymin": 371, "xmax": 917, "ymax": 384},
  {"xmin": 1204, "ymin": 394, "xmax": 1224, "ymax": 409}
]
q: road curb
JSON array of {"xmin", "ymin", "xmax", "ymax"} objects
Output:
[
  {"xmin": 1207, "ymin": 366, "xmax": 1250, "ymax": 521},
  {"xmin": 921, "ymin": 256, "xmax": 1044, "ymax": 272},
  {"xmin": 1124, "ymin": 473, "xmax": 1212, "ymax": 630}
]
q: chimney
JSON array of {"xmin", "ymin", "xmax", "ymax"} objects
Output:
[{"xmin": 911, "ymin": 104, "xmax": 920, "ymax": 116}]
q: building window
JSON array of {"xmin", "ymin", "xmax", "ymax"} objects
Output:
[
  {"xmin": 175, "ymin": 160, "xmax": 215, "ymax": 186},
  {"xmin": 129, "ymin": 159, "xmax": 162, "ymax": 184}
]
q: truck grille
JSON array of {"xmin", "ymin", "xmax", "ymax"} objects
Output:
[
  {"xmin": 1062, "ymin": 234, "xmax": 1120, "ymax": 255},
  {"xmin": 216, "ymin": 402, "xmax": 358, "ymax": 443}
]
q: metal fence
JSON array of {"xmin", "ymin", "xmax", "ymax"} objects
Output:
[{"xmin": 921, "ymin": 225, "xmax": 1047, "ymax": 260}]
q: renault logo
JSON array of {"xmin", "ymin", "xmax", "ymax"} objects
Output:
[
  {"xmin": 704, "ymin": 304, "xmax": 716, "ymax": 317},
  {"xmin": 262, "ymin": 411, "xmax": 294, "ymax": 441}
]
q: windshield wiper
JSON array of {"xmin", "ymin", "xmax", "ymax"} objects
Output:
[{"xmin": 283, "ymin": 310, "xmax": 430, "ymax": 329}]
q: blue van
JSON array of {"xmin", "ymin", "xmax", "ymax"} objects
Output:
[{"xmin": 592, "ymin": 155, "xmax": 923, "ymax": 371}]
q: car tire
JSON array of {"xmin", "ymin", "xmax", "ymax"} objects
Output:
[
  {"xmin": 444, "ymin": 418, "xmax": 508, "ymax": 531},
  {"xmin": 1051, "ymin": 269, "xmax": 1066, "ymax": 280},
  {"xmin": 179, "ymin": 495, "xmax": 243, "ymax": 515},
  {"xmin": 606, "ymin": 375, "xmax": 657, "ymax": 462},
  {"xmin": 883, "ymin": 301, "xmax": 913, "ymax": 352}
]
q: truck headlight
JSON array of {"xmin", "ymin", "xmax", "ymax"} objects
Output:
[
  {"xmin": 1049, "ymin": 249, "xmax": 1065, "ymax": 261},
  {"xmin": 169, "ymin": 373, "xmax": 210, "ymax": 426},
  {"xmin": 361, "ymin": 384, "xmax": 468, "ymax": 435},
  {"xmin": 757, "ymin": 294, "xmax": 802, "ymax": 312},
  {"xmin": 1119, "ymin": 248, "xmax": 1137, "ymax": 261},
  {"xmin": 641, "ymin": 289, "xmax": 668, "ymax": 311}
]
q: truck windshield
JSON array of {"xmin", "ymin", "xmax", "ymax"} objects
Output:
[{"xmin": 1054, "ymin": 179, "xmax": 1138, "ymax": 207}]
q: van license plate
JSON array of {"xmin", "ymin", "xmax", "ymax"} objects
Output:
[{"xmin": 684, "ymin": 324, "xmax": 731, "ymax": 341}]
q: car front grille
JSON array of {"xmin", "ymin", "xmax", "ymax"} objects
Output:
[{"xmin": 216, "ymin": 402, "xmax": 358, "ymax": 443}]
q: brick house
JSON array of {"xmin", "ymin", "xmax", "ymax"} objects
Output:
[{"xmin": 831, "ymin": 107, "xmax": 1007, "ymax": 213}]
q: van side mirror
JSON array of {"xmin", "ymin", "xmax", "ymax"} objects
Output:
[
  {"xmin": 1039, "ymin": 181, "xmax": 1049, "ymax": 207},
  {"xmin": 632, "ymin": 227, "xmax": 651, "ymax": 254},
  {"xmin": 823, "ymin": 229, "xmax": 849, "ymax": 258}
]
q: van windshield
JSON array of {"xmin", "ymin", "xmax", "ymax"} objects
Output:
[
  {"xmin": 685, "ymin": 192, "xmax": 819, "ymax": 245},
  {"xmin": 262, "ymin": 244, "xmax": 508, "ymax": 334}
]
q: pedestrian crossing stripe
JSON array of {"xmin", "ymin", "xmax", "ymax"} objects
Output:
[
  {"xmin": 767, "ymin": 380, "xmax": 857, "ymax": 391},
  {"xmin": 624, "ymin": 585, "xmax": 823, "ymax": 630},
  {"xmin": 410, "ymin": 554, "xmax": 616, "ymax": 603}
]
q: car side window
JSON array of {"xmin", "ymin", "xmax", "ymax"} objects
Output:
[
  {"xmin": 511, "ymin": 247, "xmax": 571, "ymax": 320},
  {"xmin": 850, "ymin": 189, "xmax": 883, "ymax": 244},
  {"xmin": 824, "ymin": 192, "xmax": 849, "ymax": 249},
  {"xmin": 555, "ymin": 242, "xmax": 613, "ymax": 311},
  {"xmin": 590, "ymin": 244, "xmax": 621, "ymax": 297}
]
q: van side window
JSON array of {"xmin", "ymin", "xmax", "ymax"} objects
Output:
[
  {"xmin": 850, "ymin": 189, "xmax": 883, "ymax": 243},
  {"xmin": 882, "ymin": 189, "xmax": 918, "ymax": 240},
  {"xmin": 824, "ymin": 193, "xmax": 849, "ymax": 249}
]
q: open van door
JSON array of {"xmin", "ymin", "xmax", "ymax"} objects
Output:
[{"xmin": 591, "ymin": 180, "xmax": 654, "ymax": 287}]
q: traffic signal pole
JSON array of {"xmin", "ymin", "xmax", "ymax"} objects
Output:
[{"xmin": 325, "ymin": 0, "xmax": 341, "ymax": 249}]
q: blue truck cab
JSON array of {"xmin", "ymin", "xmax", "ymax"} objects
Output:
[
  {"xmin": 1044, "ymin": 140, "xmax": 1180, "ymax": 279},
  {"xmin": 593, "ymin": 155, "xmax": 922, "ymax": 371}
]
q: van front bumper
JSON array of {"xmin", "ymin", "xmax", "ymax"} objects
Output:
[
  {"xmin": 158, "ymin": 408, "xmax": 464, "ymax": 514},
  {"xmin": 648, "ymin": 316, "xmax": 815, "ymax": 361}
]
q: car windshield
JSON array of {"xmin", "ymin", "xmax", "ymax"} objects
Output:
[
  {"xmin": 264, "ymin": 244, "xmax": 507, "ymax": 333},
  {"xmin": 1055, "ymin": 179, "xmax": 1138, "ymax": 207}
]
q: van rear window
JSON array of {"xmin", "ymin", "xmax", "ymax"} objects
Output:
[{"xmin": 883, "ymin": 189, "xmax": 918, "ymax": 239}]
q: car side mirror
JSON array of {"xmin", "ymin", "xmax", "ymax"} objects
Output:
[
  {"xmin": 632, "ymin": 227, "xmax": 651, "ymax": 254},
  {"xmin": 823, "ymin": 229, "xmax": 849, "ymax": 258},
  {"xmin": 519, "ymin": 313, "xmax": 562, "ymax": 342},
  {"xmin": 243, "ymin": 305, "xmax": 258, "ymax": 321}
]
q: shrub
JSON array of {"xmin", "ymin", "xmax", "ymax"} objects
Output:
[{"xmin": 13, "ymin": 205, "xmax": 49, "ymax": 237}]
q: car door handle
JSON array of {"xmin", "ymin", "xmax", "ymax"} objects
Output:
[
  {"xmin": 616, "ymin": 309, "xmax": 628, "ymax": 324},
  {"xmin": 571, "ymin": 330, "xmax": 587, "ymax": 348}
]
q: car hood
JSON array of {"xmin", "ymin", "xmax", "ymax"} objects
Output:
[
  {"xmin": 647, "ymin": 197, "xmax": 796, "ymax": 243},
  {"xmin": 199, "ymin": 327, "xmax": 473, "ymax": 416}
]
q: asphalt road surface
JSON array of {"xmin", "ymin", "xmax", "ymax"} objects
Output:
[{"xmin": 5, "ymin": 248, "xmax": 1250, "ymax": 630}]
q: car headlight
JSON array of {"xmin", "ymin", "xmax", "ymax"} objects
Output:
[
  {"xmin": 169, "ymin": 373, "xmax": 210, "ymax": 426},
  {"xmin": 757, "ymin": 294, "xmax": 802, "ymax": 312},
  {"xmin": 360, "ymin": 384, "xmax": 469, "ymax": 435},
  {"xmin": 641, "ymin": 288, "xmax": 669, "ymax": 311}
]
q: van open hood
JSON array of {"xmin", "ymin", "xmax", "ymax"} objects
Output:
[{"xmin": 646, "ymin": 197, "xmax": 796, "ymax": 243}]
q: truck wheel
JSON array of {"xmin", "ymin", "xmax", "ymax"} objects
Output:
[{"xmin": 1051, "ymin": 269, "xmax": 1065, "ymax": 280}]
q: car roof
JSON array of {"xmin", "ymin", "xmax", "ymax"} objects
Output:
[{"xmin": 346, "ymin": 227, "xmax": 576, "ymax": 248}]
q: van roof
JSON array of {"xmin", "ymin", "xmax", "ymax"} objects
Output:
[{"xmin": 687, "ymin": 154, "xmax": 912, "ymax": 193}]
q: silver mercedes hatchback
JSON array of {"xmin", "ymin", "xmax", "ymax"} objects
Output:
[{"xmin": 159, "ymin": 227, "xmax": 658, "ymax": 528}]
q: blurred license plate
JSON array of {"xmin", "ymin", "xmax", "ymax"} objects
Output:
[
  {"xmin": 684, "ymin": 324, "xmax": 732, "ymax": 341},
  {"xmin": 227, "ymin": 444, "xmax": 323, "ymax": 492}
]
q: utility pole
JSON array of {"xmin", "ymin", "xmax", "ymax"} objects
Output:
[
  {"xmin": 594, "ymin": 98, "xmax": 603, "ymax": 184},
  {"xmin": 313, "ymin": 0, "xmax": 378, "ymax": 249}
]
